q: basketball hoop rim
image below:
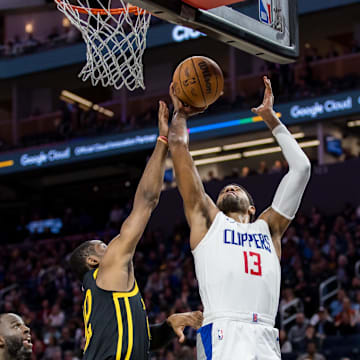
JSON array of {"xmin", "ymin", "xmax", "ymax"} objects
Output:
[{"xmin": 54, "ymin": 0, "xmax": 146, "ymax": 15}]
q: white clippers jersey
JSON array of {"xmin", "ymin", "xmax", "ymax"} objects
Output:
[{"xmin": 192, "ymin": 212, "xmax": 281, "ymax": 324}]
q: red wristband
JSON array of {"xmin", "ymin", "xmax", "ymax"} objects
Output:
[{"xmin": 157, "ymin": 136, "xmax": 168, "ymax": 145}]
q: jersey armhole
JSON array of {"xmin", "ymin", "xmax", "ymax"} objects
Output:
[
  {"xmin": 256, "ymin": 218, "xmax": 272, "ymax": 235},
  {"xmin": 192, "ymin": 211, "xmax": 223, "ymax": 255}
]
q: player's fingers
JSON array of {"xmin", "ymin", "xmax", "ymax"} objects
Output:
[
  {"xmin": 179, "ymin": 332, "xmax": 185, "ymax": 344},
  {"xmin": 158, "ymin": 101, "xmax": 165, "ymax": 119},
  {"xmin": 174, "ymin": 326, "xmax": 185, "ymax": 342}
]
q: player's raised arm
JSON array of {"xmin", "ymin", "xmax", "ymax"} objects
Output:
[
  {"xmin": 97, "ymin": 101, "xmax": 169, "ymax": 289},
  {"xmin": 256, "ymin": 76, "xmax": 311, "ymax": 258},
  {"xmin": 168, "ymin": 84, "xmax": 219, "ymax": 249}
]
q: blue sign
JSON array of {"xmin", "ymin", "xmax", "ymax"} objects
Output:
[{"xmin": 0, "ymin": 89, "xmax": 359, "ymax": 175}]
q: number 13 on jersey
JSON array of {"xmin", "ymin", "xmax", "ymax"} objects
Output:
[{"xmin": 243, "ymin": 251, "xmax": 262, "ymax": 276}]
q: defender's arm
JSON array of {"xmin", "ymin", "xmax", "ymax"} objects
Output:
[
  {"xmin": 168, "ymin": 85, "xmax": 218, "ymax": 249},
  {"xmin": 97, "ymin": 102, "xmax": 169, "ymax": 289},
  {"xmin": 150, "ymin": 311, "xmax": 203, "ymax": 350}
]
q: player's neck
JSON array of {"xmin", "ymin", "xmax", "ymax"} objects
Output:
[{"xmin": 226, "ymin": 212, "xmax": 250, "ymax": 224}]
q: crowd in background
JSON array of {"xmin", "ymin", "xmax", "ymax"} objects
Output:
[
  {"xmin": 0, "ymin": 26, "xmax": 81, "ymax": 58},
  {"xmin": 1, "ymin": 181, "xmax": 360, "ymax": 359},
  {"xmin": 13, "ymin": 46, "xmax": 360, "ymax": 150}
]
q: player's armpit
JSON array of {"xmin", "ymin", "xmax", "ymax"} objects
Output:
[{"xmin": 258, "ymin": 207, "xmax": 290, "ymax": 259}]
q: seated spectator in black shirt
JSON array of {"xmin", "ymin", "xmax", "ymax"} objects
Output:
[{"xmin": 311, "ymin": 307, "xmax": 336, "ymax": 338}]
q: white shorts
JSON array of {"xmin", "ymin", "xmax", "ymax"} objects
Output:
[{"xmin": 197, "ymin": 316, "xmax": 281, "ymax": 360}]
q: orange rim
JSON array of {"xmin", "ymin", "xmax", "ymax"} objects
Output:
[{"xmin": 55, "ymin": 0, "xmax": 146, "ymax": 15}]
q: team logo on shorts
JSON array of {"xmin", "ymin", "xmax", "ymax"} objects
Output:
[
  {"xmin": 253, "ymin": 313, "xmax": 258, "ymax": 323},
  {"xmin": 217, "ymin": 329, "xmax": 224, "ymax": 340}
]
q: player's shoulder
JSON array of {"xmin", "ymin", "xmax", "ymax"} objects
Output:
[
  {"xmin": 82, "ymin": 268, "xmax": 98, "ymax": 289},
  {"xmin": 252, "ymin": 218, "xmax": 271, "ymax": 233}
]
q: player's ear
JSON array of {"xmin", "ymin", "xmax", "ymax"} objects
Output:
[
  {"xmin": 248, "ymin": 206, "xmax": 256, "ymax": 217},
  {"xmin": 87, "ymin": 254, "xmax": 100, "ymax": 267},
  {"xmin": 0, "ymin": 336, "xmax": 5, "ymax": 347}
]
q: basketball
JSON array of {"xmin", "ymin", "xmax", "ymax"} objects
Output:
[{"xmin": 172, "ymin": 56, "xmax": 224, "ymax": 108}]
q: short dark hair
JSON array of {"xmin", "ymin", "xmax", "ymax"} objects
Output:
[
  {"xmin": 222, "ymin": 183, "xmax": 256, "ymax": 222},
  {"xmin": 69, "ymin": 241, "xmax": 97, "ymax": 282}
]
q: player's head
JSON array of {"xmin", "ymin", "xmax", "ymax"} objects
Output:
[
  {"xmin": 69, "ymin": 240, "xmax": 108, "ymax": 281},
  {"xmin": 216, "ymin": 184, "xmax": 255, "ymax": 222},
  {"xmin": 0, "ymin": 313, "xmax": 32, "ymax": 360}
]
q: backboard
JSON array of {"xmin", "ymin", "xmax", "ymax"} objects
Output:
[{"xmin": 129, "ymin": 0, "xmax": 299, "ymax": 64}]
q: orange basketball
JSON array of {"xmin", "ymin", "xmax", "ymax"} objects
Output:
[{"xmin": 172, "ymin": 56, "xmax": 224, "ymax": 108}]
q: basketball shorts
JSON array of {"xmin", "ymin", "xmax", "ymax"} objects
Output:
[{"xmin": 196, "ymin": 314, "xmax": 281, "ymax": 360}]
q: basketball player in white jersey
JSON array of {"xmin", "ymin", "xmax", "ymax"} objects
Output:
[{"xmin": 168, "ymin": 76, "xmax": 311, "ymax": 359}]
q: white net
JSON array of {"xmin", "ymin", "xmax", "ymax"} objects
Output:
[{"xmin": 55, "ymin": 0, "xmax": 151, "ymax": 90}]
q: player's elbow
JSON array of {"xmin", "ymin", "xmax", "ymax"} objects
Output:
[{"xmin": 293, "ymin": 156, "xmax": 311, "ymax": 180}]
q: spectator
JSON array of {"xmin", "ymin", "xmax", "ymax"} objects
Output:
[
  {"xmin": 288, "ymin": 313, "xmax": 309, "ymax": 351},
  {"xmin": 270, "ymin": 160, "xmax": 283, "ymax": 173},
  {"xmin": 280, "ymin": 329, "xmax": 293, "ymax": 354},
  {"xmin": 334, "ymin": 297, "xmax": 357, "ymax": 335},
  {"xmin": 310, "ymin": 307, "xmax": 335, "ymax": 337},
  {"xmin": 297, "ymin": 341, "xmax": 326, "ymax": 360},
  {"xmin": 43, "ymin": 335, "xmax": 62, "ymax": 360},
  {"xmin": 241, "ymin": 166, "xmax": 250, "ymax": 177},
  {"xmin": 329, "ymin": 289, "xmax": 346, "ymax": 317},
  {"xmin": 257, "ymin": 160, "xmax": 268, "ymax": 175},
  {"xmin": 108, "ymin": 203, "xmax": 124, "ymax": 227},
  {"xmin": 48, "ymin": 303, "xmax": 65, "ymax": 328}
]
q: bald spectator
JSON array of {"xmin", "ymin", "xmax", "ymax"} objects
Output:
[
  {"xmin": 288, "ymin": 313, "xmax": 309, "ymax": 351},
  {"xmin": 297, "ymin": 342, "xmax": 326, "ymax": 360}
]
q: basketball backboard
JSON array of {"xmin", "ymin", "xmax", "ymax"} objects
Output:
[{"xmin": 129, "ymin": 0, "xmax": 299, "ymax": 64}]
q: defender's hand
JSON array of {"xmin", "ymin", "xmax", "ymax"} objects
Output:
[
  {"xmin": 251, "ymin": 76, "xmax": 280, "ymax": 129},
  {"xmin": 158, "ymin": 100, "xmax": 169, "ymax": 137},
  {"xmin": 167, "ymin": 311, "xmax": 203, "ymax": 343},
  {"xmin": 169, "ymin": 83, "xmax": 207, "ymax": 118}
]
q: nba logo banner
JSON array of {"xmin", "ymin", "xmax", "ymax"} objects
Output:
[
  {"xmin": 217, "ymin": 329, "xmax": 224, "ymax": 340},
  {"xmin": 259, "ymin": 0, "xmax": 273, "ymax": 25}
]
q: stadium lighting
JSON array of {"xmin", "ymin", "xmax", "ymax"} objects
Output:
[
  {"xmin": 194, "ymin": 153, "xmax": 241, "ymax": 166},
  {"xmin": 190, "ymin": 133, "xmax": 305, "ymax": 156},
  {"xmin": 60, "ymin": 90, "xmax": 114, "ymax": 118},
  {"xmin": 190, "ymin": 147, "xmax": 222, "ymax": 156},
  {"xmin": 223, "ymin": 138, "xmax": 275, "ymax": 150},
  {"xmin": 25, "ymin": 23, "xmax": 34, "ymax": 34},
  {"xmin": 243, "ymin": 140, "xmax": 320, "ymax": 157},
  {"xmin": 62, "ymin": 17, "xmax": 71, "ymax": 28},
  {"xmin": 347, "ymin": 120, "xmax": 360, "ymax": 127}
]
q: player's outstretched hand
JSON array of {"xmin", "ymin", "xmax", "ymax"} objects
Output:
[
  {"xmin": 158, "ymin": 100, "xmax": 169, "ymax": 137},
  {"xmin": 167, "ymin": 311, "xmax": 203, "ymax": 343},
  {"xmin": 251, "ymin": 76, "xmax": 280, "ymax": 130},
  {"xmin": 169, "ymin": 83, "xmax": 207, "ymax": 118}
]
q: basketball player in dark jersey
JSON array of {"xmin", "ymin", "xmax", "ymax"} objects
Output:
[
  {"xmin": 69, "ymin": 101, "xmax": 203, "ymax": 360},
  {"xmin": 0, "ymin": 313, "xmax": 32, "ymax": 360}
]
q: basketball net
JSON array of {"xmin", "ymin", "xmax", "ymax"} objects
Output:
[{"xmin": 55, "ymin": 0, "xmax": 151, "ymax": 90}]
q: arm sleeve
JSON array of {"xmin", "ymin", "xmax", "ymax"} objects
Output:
[
  {"xmin": 271, "ymin": 124, "xmax": 311, "ymax": 220},
  {"xmin": 149, "ymin": 321, "xmax": 176, "ymax": 351}
]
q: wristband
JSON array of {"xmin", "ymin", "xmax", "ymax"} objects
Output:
[{"xmin": 157, "ymin": 136, "xmax": 168, "ymax": 145}]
